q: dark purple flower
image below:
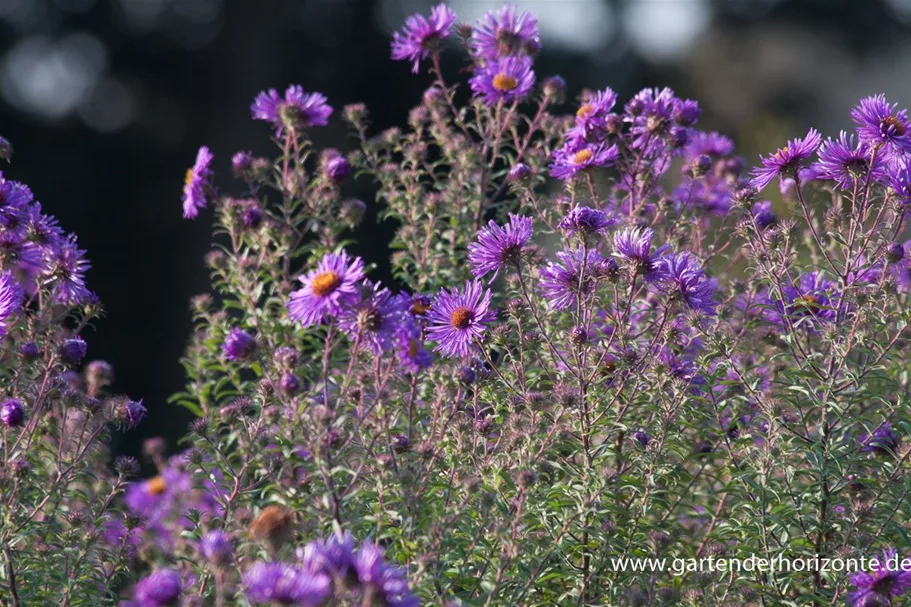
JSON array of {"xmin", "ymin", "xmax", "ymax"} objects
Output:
[
  {"xmin": 390, "ymin": 3, "xmax": 457, "ymax": 73},
  {"xmin": 685, "ymin": 131, "xmax": 734, "ymax": 159},
  {"xmin": 540, "ymin": 248, "xmax": 603, "ymax": 311},
  {"xmin": 859, "ymin": 422, "xmax": 900, "ymax": 455},
  {"xmin": 550, "ymin": 140, "xmax": 619, "ymax": 180},
  {"xmin": 886, "ymin": 242, "xmax": 905, "ymax": 263},
  {"xmin": 426, "ymin": 280, "xmax": 496, "ymax": 358},
  {"xmin": 43, "ymin": 235, "xmax": 91, "ymax": 305},
  {"xmin": 751, "ymin": 200, "xmax": 777, "ymax": 230},
  {"xmin": 338, "ymin": 282, "xmax": 405, "ymax": 354},
  {"xmin": 124, "ymin": 399, "xmax": 147, "ymax": 429},
  {"xmin": 0, "ymin": 271, "xmax": 23, "ymax": 338},
  {"xmin": 625, "ymin": 88, "xmax": 694, "ymax": 152},
  {"xmin": 750, "ymin": 128, "xmax": 821, "ymax": 191},
  {"xmin": 467, "ymin": 214, "xmax": 533, "ymax": 280},
  {"xmin": 632, "ymin": 429, "xmax": 649, "ymax": 448},
  {"xmin": 394, "ymin": 292, "xmax": 432, "ymax": 324},
  {"xmin": 508, "ymin": 162, "xmax": 531, "ymax": 181},
  {"xmin": 612, "ymin": 226, "xmax": 669, "ymax": 280},
  {"xmin": 124, "ymin": 467, "xmax": 191, "ymax": 522},
  {"xmin": 287, "ymin": 251, "xmax": 365, "ymax": 327},
  {"xmin": 558, "ymin": 206, "xmax": 616, "ymax": 237},
  {"xmin": 223, "ymin": 328, "xmax": 256, "ymax": 361},
  {"xmin": 472, "ymin": 4, "xmax": 540, "ymax": 59},
  {"xmin": 133, "ymin": 568, "xmax": 182, "ymax": 607},
  {"xmin": 848, "ymin": 548, "xmax": 911, "ymax": 607},
  {"xmin": 243, "ymin": 561, "xmax": 331, "ymax": 606},
  {"xmin": 242, "ymin": 205, "xmax": 263, "ymax": 228},
  {"xmin": 200, "ymin": 530, "xmax": 232, "ymax": 567},
  {"xmin": 182, "ymin": 146, "xmax": 213, "ymax": 219},
  {"xmin": 279, "ymin": 373, "xmax": 301, "ymax": 396},
  {"xmin": 470, "ymin": 55, "xmax": 536, "ymax": 105},
  {"xmin": 19, "ymin": 342, "xmax": 38, "ymax": 360},
  {"xmin": 815, "ymin": 131, "xmax": 883, "ymax": 188},
  {"xmin": 60, "ymin": 337, "xmax": 87, "ymax": 365},
  {"xmin": 0, "ymin": 399, "xmax": 24, "ymax": 428},
  {"xmin": 300, "ymin": 531, "xmax": 355, "ymax": 577},
  {"xmin": 851, "ymin": 95, "xmax": 911, "ymax": 163},
  {"xmin": 251, "ymin": 86, "xmax": 333, "ymax": 135},
  {"xmin": 656, "ymin": 253, "xmax": 716, "ymax": 314}
]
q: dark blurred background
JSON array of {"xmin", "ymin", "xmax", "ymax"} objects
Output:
[{"xmin": 1, "ymin": 0, "xmax": 909, "ymax": 458}]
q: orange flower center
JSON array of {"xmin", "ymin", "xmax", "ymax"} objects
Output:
[
  {"xmin": 576, "ymin": 103, "xmax": 593, "ymax": 118},
  {"xmin": 884, "ymin": 115, "xmax": 907, "ymax": 135},
  {"xmin": 147, "ymin": 476, "xmax": 167, "ymax": 496},
  {"xmin": 184, "ymin": 168, "xmax": 196, "ymax": 188},
  {"xmin": 794, "ymin": 294, "xmax": 821, "ymax": 315},
  {"xmin": 411, "ymin": 301, "xmax": 431, "ymax": 316},
  {"xmin": 573, "ymin": 149, "xmax": 593, "ymax": 165},
  {"xmin": 492, "ymin": 73, "xmax": 518, "ymax": 92},
  {"xmin": 450, "ymin": 306, "xmax": 474, "ymax": 330},
  {"xmin": 311, "ymin": 271, "xmax": 342, "ymax": 297}
]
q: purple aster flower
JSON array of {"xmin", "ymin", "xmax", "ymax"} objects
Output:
[
  {"xmin": 558, "ymin": 206, "xmax": 615, "ymax": 237},
  {"xmin": 508, "ymin": 162, "xmax": 531, "ymax": 182},
  {"xmin": 200, "ymin": 530, "xmax": 232, "ymax": 567},
  {"xmin": 631, "ymin": 429, "xmax": 650, "ymax": 448},
  {"xmin": 300, "ymin": 531, "xmax": 355, "ymax": 577},
  {"xmin": 469, "ymin": 55, "xmax": 536, "ymax": 105},
  {"xmin": 0, "ymin": 399, "xmax": 24, "ymax": 428},
  {"xmin": 472, "ymin": 4, "xmax": 540, "ymax": 59},
  {"xmin": 884, "ymin": 161, "xmax": 911, "ymax": 204},
  {"xmin": 859, "ymin": 422, "xmax": 900, "ymax": 455},
  {"xmin": 467, "ymin": 214, "xmax": 533, "ymax": 280},
  {"xmin": 0, "ymin": 271, "xmax": 23, "ymax": 338},
  {"xmin": 182, "ymin": 146, "xmax": 213, "ymax": 219},
  {"xmin": 848, "ymin": 548, "xmax": 911, "ymax": 607},
  {"xmin": 539, "ymin": 248, "xmax": 603, "ymax": 311},
  {"xmin": 243, "ymin": 561, "xmax": 331, "ymax": 606},
  {"xmin": 337, "ymin": 281, "xmax": 405, "ymax": 354},
  {"xmin": 656, "ymin": 253, "xmax": 716, "ymax": 314},
  {"xmin": 750, "ymin": 128, "xmax": 821, "ymax": 191},
  {"xmin": 568, "ymin": 88, "xmax": 617, "ymax": 141},
  {"xmin": 287, "ymin": 251, "xmax": 365, "ymax": 327},
  {"xmin": 886, "ymin": 242, "xmax": 905, "ymax": 263},
  {"xmin": 394, "ymin": 292, "xmax": 432, "ymax": 324},
  {"xmin": 231, "ymin": 151, "xmax": 253, "ymax": 178},
  {"xmin": 612, "ymin": 226, "xmax": 669, "ymax": 280},
  {"xmin": 251, "ymin": 86, "xmax": 333, "ymax": 135},
  {"xmin": 769, "ymin": 271, "xmax": 838, "ymax": 328},
  {"xmin": 19, "ymin": 342, "xmax": 39, "ymax": 360},
  {"xmin": 426, "ymin": 280, "xmax": 496, "ymax": 358},
  {"xmin": 814, "ymin": 131, "xmax": 884, "ymax": 188},
  {"xmin": 223, "ymin": 328, "xmax": 256, "ymax": 361},
  {"xmin": 60, "ymin": 337, "xmax": 87, "ymax": 365},
  {"xmin": 624, "ymin": 87, "xmax": 686, "ymax": 151},
  {"xmin": 352, "ymin": 542, "xmax": 419, "ymax": 607},
  {"xmin": 390, "ymin": 3, "xmax": 457, "ymax": 73},
  {"xmin": 133, "ymin": 568, "xmax": 182, "ymax": 607},
  {"xmin": 751, "ymin": 200, "xmax": 777, "ymax": 230},
  {"xmin": 242, "ymin": 205, "xmax": 263, "ymax": 228},
  {"xmin": 685, "ymin": 131, "xmax": 735, "ymax": 159},
  {"xmin": 24, "ymin": 203, "xmax": 63, "ymax": 248},
  {"xmin": 550, "ymin": 140, "xmax": 619, "ymax": 180},
  {"xmin": 851, "ymin": 95, "xmax": 911, "ymax": 163},
  {"xmin": 393, "ymin": 322, "xmax": 433, "ymax": 373},
  {"xmin": 124, "ymin": 467, "xmax": 191, "ymax": 522},
  {"xmin": 279, "ymin": 373, "xmax": 301, "ymax": 396},
  {"xmin": 124, "ymin": 399, "xmax": 147, "ymax": 429},
  {"xmin": 325, "ymin": 154, "xmax": 350, "ymax": 183}
]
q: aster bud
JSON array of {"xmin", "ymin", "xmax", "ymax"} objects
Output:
[
  {"xmin": 508, "ymin": 162, "xmax": 532, "ymax": 182},
  {"xmin": 455, "ymin": 22, "xmax": 473, "ymax": 40},
  {"xmin": 668, "ymin": 126, "xmax": 688, "ymax": 149},
  {"xmin": 886, "ymin": 242, "xmax": 905, "ymax": 263},
  {"xmin": 112, "ymin": 397, "xmax": 146, "ymax": 429},
  {"xmin": 11, "ymin": 458, "xmax": 29, "ymax": 477},
  {"xmin": 241, "ymin": 205, "xmax": 263, "ymax": 228},
  {"xmin": 339, "ymin": 198, "xmax": 366, "ymax": 228},
  {"xmin": 322, "ymin": 150, "xmax": 350, "ymax": 183},
  {"xmin": 474, "ymin": 417, "xmax": 492, "ymax": 435},
  {"xmin": 19, "ymin": 342, "xmax": 39, "ymax": 361},
  {"xmin": 691, "ymin": 154, "xmax": 712, "ymax": 177},
  {"xmin": 113, "ymin": 456, "xmax": 140, "ymax": 478},
  {"xmin": 343, "ymin": 103, "xmax": 368, "ymax": 126},
  {"xmin": 605, "ymin": 114, "xmax": 623, "ymax": 134},
  {"xmin": 279, "ymin": 373, "xmax": 301, "ymax": 396},
  {"xmin": 518, "ymin": 468, "xmax": 537, "ymax": 488},
  {"xmin": 391, "ymin": 433, "xmax": 410, "ymax": 453},
  {"xmin": 457, "ymin": 366, "xmax": 476, "ymax": 385},
  {"xmin": 1, "ymin": 399, "xmax": 25, "ymax": 428},
  {"xmin": 200, "ymin": 530, "xmax": 233, "ymax": 568},
  {"xmin": 223, "ymin": 328, "xmax": 256, "ymax": 362},
  {"xmin": 231, "ymin": 151, "xmax": 254, "ymax": 179},
  {"xmin": 632, "ymin": 429, "xmax": 650, "ymax": 448},
  {"xmin": 191, "ymin": 417, "xmax": 210, "ymax": 436},
  {"xmin": 542, "ymin": 76, "xmax": 566, "ymax": 104},
  {"xmin": 60, "ymin": 337, "xmax": 87, "ymax": 366},
  {"xmin": 569, "ymin": 325, "xmax": 587, "ymax": 345}
]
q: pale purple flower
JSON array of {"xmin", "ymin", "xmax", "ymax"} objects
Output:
[
  {"xmin": 287, "ymin": 251, "xmax": 365, "ymax": 327},
  {"xmin": 467, "ymin": 214, "xmax": 533, "ymax": 280},
  {"xmin": 540, "ymin": 248, "xmax": 603, "ymax": 311},
  {"xmin": 750, "ymin": 128, "xmax": 821, "ymax": 191},
  {"xmin": 472, "ymin": 4, "xmax": 540, "ymax": 59},
  {"xmin": 391, "ymin": 3, "xmax": 457, "ymax": 73},
  {"xmin": 550, "ymin": 140, "xmax": 618, "ymax": 180},
  {"xmin": 182, "ymin": 146, "xmax": 213, "ymax": 219},
  {"xmin": 470, "ymin": 55, "xmax": 536, "ymax": 105},
  {"xmin": 251, "ymin": 86, "xmax": 333, "ymax": 135}
]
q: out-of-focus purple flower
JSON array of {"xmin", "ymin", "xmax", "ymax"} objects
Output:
[
  {"xmin": 231, "ymin": 151, "xmax": 253, "ymax": 179},
  {"xmin": 468, "ymin": 214, "xmax": 533, "ymax": 280},
  {"xmin": 279, "ymin": 373, "xmax": 301, "ymax": 396},
  {"xmin": 200, "ymin": 530, "xmax": 233, "ymax": 568},
  {"xmin": 508, "ymin": 162, "xmax": 531, "ymax": 182},
  {"xmin": 550, "ymin": 140, "xmax": 619, "ymax": 180},
  {"xmin": 395, "ymin": 292, "xmax": 432, "ymax": 324},
  {"xmin": 325, "ymin": 154, "xmax": 350, "ymax": 183},
  {"xmin": 859, "ymin": 422, "xmax": 900, "ymax": 455},
  {"xmin": 243, "ymin": 561, "xmax": 331, "ymax": 606},
  {"xmin": 43, "ymin": 235, "xmax": 91, "ymax": 305},
  {"xmin": 769, "ymin": 271, "xmax": 838, "ymax": 328},
  {"xmin": 338, "ymin": 282, "xmax": 404, "ymax": 354},
  {"xmin": 60, "ymin": 337, "xmax": 87, "ymax": 365},
  {"xmin": 300, "ymin": 530, "xmax": 355, "ymax": 577},
  {"xmin": 223, "ymin": 328, "xmax": 256, "ymax": 361},
  {"xmin": 394, "ymin": 322, "xmax": 433, "ymax": 373},
  {"xmin": 851, "ymin": 95, "xmax": 911, "ymax": 163},
  {"xmin": 287, "ymin": 251, "xmax": 365, "ymax": 327},
  {"xmin": 631, "ymin": 429, "xmax": 649, "ymax": 448},
  {"xmin": 251, "ymin": 86, "xmax": 333, "ymax": 135},
  {"xmin": 124, "ymin": 399, "xmax": 147, "ymax": 429},
  {"xmin": 685, "ymin": 131, "xmax": 735, "ymax": 159},
  {"xmin": 472, "ymin": 4, "xmax": 540, "ymax": 59},
  {"xmin": 426, "ymin": 280, "xmax": 496, "ymax": 358},
  {"xmin": 815, "ymin": 131, "xmax": 884, "ymax": 188},
  {"xmin": 124, "ymin": 467, "xmax": 191, "ymax": 522},
  {"xmin": 133, "ymin": 568, "xmax": 182, "ymax": 607},
  {"xmin": 613, "ymin": 226, "xmax": 669, "ymax": 280},
  {"xmin": 886, "ymin": 242, "xmax": 905, "ymax": 263},
  {"xmin": 625, "ymin": 88, "xmax": 696, "ymax": 152},
  {"xmin": 19, "ymin": 342, "xmax": 39, "ymax": 360},
  {"xmin": 558, "ymin": 206, "xmax": 615, "ymax": 237},
  {"xmin": 182, "ymin": 146, "xmax": 213, "ymax": 220},
  {"xmin": 469, "ymin": 55, "xmax": 536, "ymax": 105},
  {"xmin": 242, "ymin": 205, "xmax": 263, "ymax": 228},
  {"xmin": 0, "ymin": 399, "xmax": 24, "ymax": 428},
  {"xmin": 540, "ymin": 248, "xmax": 603, "ymax": 311},
  {"xmin": 352, "ymin": 542, "xmax": 420, "ymax": 607},
  {"xmin": 750, "ymin": 128, "xmax": 821, "ymax": 191},
  {"xmin": 751, "ymin": 201, "xmax": 777, "ymax": 230},
  {"xmin": 848, "ymin": 548, "xmax": 911, "ymax": 607},
  {"xmin": 0, "ymin": 271, "xmax": 23, "ymax": 338},
  {"xmin": 656, "ymin": 253, "xmax": 716, "ymax": 315},
  {"xmin": 391, "ymin": 3, "xmax": 457, "ymax": 73},
  {"xmin": 885, "ymin": 161, "xmax": 911, "ymax": 204}
]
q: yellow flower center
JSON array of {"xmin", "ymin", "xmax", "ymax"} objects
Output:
[
  {"xmin": 411, "ymin": 301, "xmax": 431, "ymax": 316},
  {"xmin": 492, "ymin": 73, "xmax": 518, "ymax": 92},
  {"xmin": 184, "ymin": 168, "xmax": 196, "ymax": 188},
  {"xmin": 884, "ymin": 115, "xmax": 907, "ymax": 135},
  {"xmin": 311, "ymin": 271, "xmax": 342, "ymax": 297},
  {"xmin": 450, "ymin": 306, "xmax": 474, "ymax": 330},
  {"xmin": 576, "ymin": 103, "xmax": 593, "ymax": 118},
  {"xmin": 147, "ymin": 476, "xmax": 167, "ymax": 496},
  {"xmin": 573, "ymin": 149, "xmax": 593, "ymax": 165}
]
